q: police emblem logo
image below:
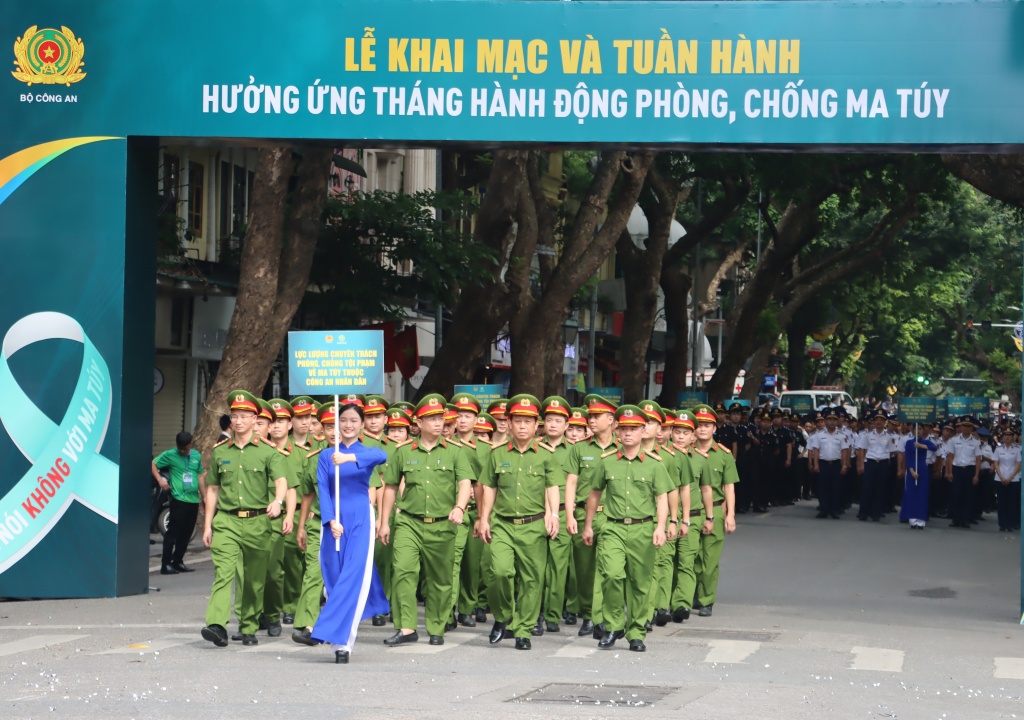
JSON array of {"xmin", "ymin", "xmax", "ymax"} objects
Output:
[
  {"xmin": 623, "ymin": 409, "xmax": 634, "ymax": 417},
  {"xmin": 679, "ymin": 413, "xmax": 690, "ymax": 421},
  {"xmin": 235, "ymin": 394, "xmax": 245, "ymax": 403},
  {"xmin": 572, "ymin": 411, "xmax": 581, "ymax": 419},
  {"xmin": 325, "ymin": 335, "xmax": 334, "ymax": 343},
  {"xmin": 12, "ymin": 26, "xmax": 86, "ymax": 87},
  {"xmin": 272, "ymin": 402, "xmax": 281, "ymax": 410},
  {"xmin": 644, "ymin": 404, "xmax": 652, "ymax": 411},
  {"xmin": 550, "ymin": 400, "xmax": 560, "ymax": 407},
  {"xmin": 368, "ymin": 399, "xmax": 379, "ymax": 407},
  {"xmin": 520, "ymin": 398, "xmax": 530, "ymax": 406},
  {"xmin": 428, "ymin": 398, "xmax": 439, "ymax": 406},
  {"xmin": 347, "ymin": 394, "xmax": 357, "ymax": 401},
  {"xmin": 458, "ymin": 396, "xmax": 468, "ymax": 403}
]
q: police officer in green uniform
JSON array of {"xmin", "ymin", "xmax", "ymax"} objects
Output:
[
  {"xmin": 691, "ymin": 404, "xmax": 739, "ymax": 617},
  {"xmin": 360, "ymin": 394, "xmax": 394, "ymax": 626},
  {"xmin": 536, "ymin": 395, "xmax": 573, "ymax": 636},
  {"xmin": 668, "ymin": 410, "xmax": 711, "ymax": 622},
  {"xmin": 638, "ymin": 400, "xmax": 680, "ymax": 629},
  {"xmin": 282, "ymin": 396, "xmax": 317, "ymax": 625},
  {"xmin": 261, "ymin": 398, "xmax": 303, "ymax": 636},
  {"xmin": 201, "ymin": 390, "xmax": 293, "ymax": 647},
  {"xmin": 477, "ymin": 394, "xmax": 561, "ymax": 650},
  {"xmin": 564, "ymin": 394, "xmax": 619, "ymax": 638},
  {"xmin": 378, "ymin": 393, "xmax": 474, "ymax": 645},
  {"xmin": 450, "ymin": 393, "xmax": 489, "ymax": 629},
  {"xmin": 583, "ymin": 405, "xmax": 672, "ymax": 652},
  {"xmin": 561, "ymin": 407, "xmax": 589, "ymax": 625},
  {"xmin": 291, "ymin": 404, "xmax": 333, "ymax": 646},
  {"xmin": 477, "ymin": 398, "xmax": 510, "ymax": 618}
]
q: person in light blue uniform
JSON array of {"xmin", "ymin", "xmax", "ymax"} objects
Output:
[{"xmin": 311, "ymin": 402, "xmax": 389, "ymax": 664}]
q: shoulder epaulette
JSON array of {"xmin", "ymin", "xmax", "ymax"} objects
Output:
[
  {"xmin": 694, "ymin": 447, "xmax": 709, "ymax": 458},
  {"xmin": 395, "ymin": 438, "xmax": 415, "ymax": 449},
  {"xmin": 213, "ymin": 437, "xmax": 230, "ymax": 448},
  {"xmin": 600, "ymin": 448, "xmax": 618, "ymax": 459},
  {"xmin": 538, "ymin": 441, "xmax": 556, "ymax": 452},
  {"xmin": 662, "ymin": 445, "xmax": 676, "ymax": 456},
  {"xmin": 306, "ymin": 448, "xmax": 324, "ymax": 459},
  {"xmin": 716, "ymin": 443, "xmax": 732, "ymax": 454},
  {"xmin": 448, "ymin": 437, "xmax": 464, "ymax": 447},
  {"xmin": 277, "ymin": 445, "xmax": 291, "ymax": 456}
]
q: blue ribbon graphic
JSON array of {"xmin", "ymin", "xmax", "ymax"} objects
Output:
[{"xmin": 0, "ymin": 312, "xmax": 118, "ymax": 574}]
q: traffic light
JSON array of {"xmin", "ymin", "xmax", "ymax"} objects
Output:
[
  {"xmin": 915, "ymin": 375, "xmax": 930, "ymax": 386},
  {"xmin": 966, "ymin": 314, "xmax": 974, "ymax": 339}
]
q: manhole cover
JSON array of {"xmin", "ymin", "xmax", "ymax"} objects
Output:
[
  {"xmin": 511, "ymin": 683, "xmax": 675, "ymax": 706},
  {"xmin": 670, "ymin": 628, "xmax": 779, "ymax": 642},
  {"xmin": 908, "ymin": 587, "xmax": 957, "ymax": 599}
]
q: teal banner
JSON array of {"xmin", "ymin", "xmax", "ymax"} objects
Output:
[
  {"xmin": 946, "ymin": 396, "xmax": 970, "ymax": 416},
  {"xmin": 287, "ymin": 330, "xmax": 385, "ymax": 395},
  {"xmin": 455, "ymin": 384, "xmax": 505, "ymax": 408},
  {"xmin": 3, "ymin": 1, "xmax": 1024, "ymax": 145},
  {"xmin": 591, "ymin": 387, "xmax": 624, "ymax": 405},
  {"xmin": 677, "ymin": 391, "xmax": 709, "ymax": 406},
  {"xmin": 934, "ymin": 398, "xmax": 948, "ymax": 419},
  {"xmin": 785, "ymin": 396, "xmax": 815, "ymax": 414},
  {"xmin": 897, "ymin": 397, "xmax": 936, "ymax": 423},
  {"xmin": 969, "ymin": 397, "xmax": 991, "ymax": 416}
]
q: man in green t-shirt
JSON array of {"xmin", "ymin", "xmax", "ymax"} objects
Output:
[{"xmin": 152, "ymin": 431, "xmax": 205, "ymax": 575}]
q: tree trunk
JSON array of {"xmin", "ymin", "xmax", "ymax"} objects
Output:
[
  {"xmin": 192, "ymin": 145, "xmax": 333, "ymax": 460},
  {"xmin": 941, "ymin": 154, "xmax": 1024, "ymax": 207},
  {"xmin": 618, "ymin": 162, "xmax": 678, "ymax": 404},
  {"xmin": 786, "ymin": 322, "xmax": 808, "ymax": 390},
  {"xmin": 418, "ymin": 151, "xmax": 529, "ymax": 396},
  {"xmin": 656, "ymin": 270, "xmax": 692, "ymax": 407},
  {"xmin": 740, "ymin": 341, "xmax": 776, "ymax": 401}
]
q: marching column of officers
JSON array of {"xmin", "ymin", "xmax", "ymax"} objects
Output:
[{"xmin": 193, "ymin": 389, "xmax": 741, "ymax": 655}]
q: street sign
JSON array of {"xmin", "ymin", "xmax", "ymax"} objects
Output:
[
  {"xmin": 969, "ymin": 396, "xmax": 990, "ymax": 416},
  {"xmin": 945, "ymin": 396, "xmax": 970, "ymax": 416},
  {"xmin": 287, "ymin": 330, "xmax": 385, "ymax": 395},
  {"xmin": 454, "ymin": 384, "xmax": 505, "ymax": 408},
  {"xmin": 677, "ymin": 391, "xmax": 709, "ymax": 406}
]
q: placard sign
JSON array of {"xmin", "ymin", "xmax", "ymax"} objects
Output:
[{"xmin": 288, "ymin": 330, "xmax": 385, "ymax": 395}]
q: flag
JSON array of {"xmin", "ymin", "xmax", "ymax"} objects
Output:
[{"xmin": 395, "ymin": 325, "xmax": 420, "ymax": 379}]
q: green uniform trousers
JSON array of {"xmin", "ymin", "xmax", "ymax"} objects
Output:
[
  {"xmin": 450, "ymin": 512, "xmax": 471, "ymax": 616},
  {"xmin": 693, "ymin": 515, "xmax": 725, "ymax": 607},
  {"xmin": 281, "ymin": 512, "xmax": 305, "ymax": 616},
  {"xmin": 374, "ymin": 514, "xmax": 393, "ymax": 611},
  {"xmin": 292, "ymin": 515, "xmax": 323, "ymax": 630},
  {"xmin": 569, "ymin": 508, "xmax": 605, "ymax": 624},
  {"xmin": 564, "ymin": 538, "xmax": 580, "ymax": 616},
  {"xmin": 479, "ymin": 541, "xmax": 494, "ymax": 609},
  {"xmin": 542, "ymin": 509, "xmax": 573, "ymax": 623},
  {"xmin": 263, "ymin": 514, "xmax": 287, "ymax": 619},
  {"xmin": 645, "ymin": 536, "xmax": 675, "ymax": 617},
  {"xmin": 598, "ymin": 520, "xmax": 655, "ymax": 641},
  {"xmin": 459, "ymin": 508, "xmax": 484, "ymax": 613},
  {"xmin": 669, "ymin": 522, "xmax": 701, "ymax": 610},
  {"xmin": 207, "ymin": 512, "xmax": 271, "ymax": 634},
  {"xmin": 391, "ymin": 512, "xmax": 457, "ymax": 637},
  {"xmin": 487, "ymin": 516, "xmax": 548, "ymax": 639}
]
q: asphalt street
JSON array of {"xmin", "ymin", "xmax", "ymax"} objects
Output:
[{"xmin": 1, "ymin": 501, "xmax": 1022, "ymax": 720}]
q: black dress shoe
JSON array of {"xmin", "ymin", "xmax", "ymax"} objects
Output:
[
  {"xmin": 698, "ymin": 604, "xmax": 713, "ymax": 617},
  {"xmin": 488, "ymin": 622, "xmax": 508, "ymax": 645},
  {"xmin": 170, "ymin": 562, "xmax": 194, "ymax": 573},
  {"xmin": 428, "ymin": 635, "xmax": 444, "ymax": 646},
  {"xmin": 282, "ymin": 614, "xmax": 295, "ymax": 625},
  {"xmin": 545, "ymin": 621, "xmax": 560, "ymax": 633},
  {"xmin": 384, "ymin": 630, "xmax": 419, "ymax": 646},
  {"xmin": 578, "ymin": 619, "xmax": 594, "ymax": 636},
  {"xmin": 598, "ymin": 629, "xmax": 624, "ymax": 649},
  {"xmin": 474, "ymin": 608, "xmax": 487, "ymax": 623},
  {"xmin": 457, "ymin": 613, "xmax": 477, "ymax": 627},
  {"xmin": 258, "ymin": 614, "xmax": 269, "ymax": 631},
  {"xmin": 267, "ymin": 622, "xmax": 282, "ymax": 637},
  {"xmin": 592, "ymin": 623, "xmax": 605, "ymax": 640},
  {"xmin": 446, "ymin": 613, "xmax": 458, "ymax": 632},
  {"xmin": 371, "ymin": 615, "xmax": 386, "ymax": 627},
  {"xmin": 241, "ymin": 634, "xmax": 258, "ymax": 646},
  {"xmin": 563, "ymin": 612, "xmax": 577, "ymax": 626},
  {"xmin": 655, "ymin": 609, "xmax": 671, "ymax": 627},
  {"xmin": 292, "ymin": 628, "xmax": 317, "ymax": 646},
  {"xmin": 515, "ymin": 637, "xmax": 532, "ymax": 650},
  {"xmin": 230, "ymin": 633, "xmax": 242, "ymax": 642},
  {"xmin": 629, "ymin": 639, "xmax": 647, "ymax": 652},
  {"xmin": 815, "ymin": 512, "xmax": 828, "ymax": 519},
  {"xmin": 532, "ymin": 618, "xmax": 544, "ymax": 637},
  {"xmin": 672, "ymin": 607, "xmax": 690, "ymax": 623},
  {"xmin": 644, "ymin": 619, "xmax": 653, "ymax": 632},
  {"xmin": 335, "ymin": 649, "xmax": 349, "ymax": 664},
  {"xmin": 160, "ymin": 565, "xmax": 179, "ymax": 575},
  {"xmin": 201, "ymin": 624, "xmax": 228, "ymax": 647}
]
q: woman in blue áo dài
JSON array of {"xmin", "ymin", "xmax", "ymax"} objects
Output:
[{"xmin": 312, "ymin": 400, "xmax": 389, "ymax": 663}]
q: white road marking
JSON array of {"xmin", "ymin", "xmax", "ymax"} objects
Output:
[
  {"xmin": 551, "ymin": 640, "xmax": 597, "ymax": 658},
  {"xmin": 850, "ymin": 646, "xmax": 904, "ymax": 672},
  {"xmin": 994, "ymin": 657, "xmax": 1024, "ymax": 679},
  {"xmin": 0, "ymin": 634, "xmax": 87, "ymax": 657},
  {"xmin": 238, "ymin": 639, "xmax": 307, "ymax": 653},
  {"xmin": 702, "ymin": 639, "xmax": 760, "ymax": 664},
  {"xmin": 97, "ymin": 634, "xmax": 197, "ymax": 654}
]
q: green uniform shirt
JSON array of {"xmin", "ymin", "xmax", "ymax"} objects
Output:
[
  {"xmin": 648, "ymin": 444, "xmax": 680, "ymax": 487},
  {"xmin": 565, "ymin": 436, "xmax": 619, "ymax": 502},
  {"xmin": 546, "ymin": 438, "xmax": 573, "ymax": 504},
  {"xmin": 301, "ymin": 448, "xmax": 323, "ymax": 516},
  {"xmin": 693, "ymin": 442, "xmax": 740, "ymax": 503},
  {"xmin": 673, "ymin": 445, "xmax": 706, "ymax": 513},
  {"xmin": 360, "ymin": 431, "xmax": 394, "ymax": 489},
  {"xmin": 279, "ymin": 439, "xmax": 310, "ymax": 493},
  {"xmin": 591, "ymin": 448, "xmax": 674, "ymax": 519},
  {"xmin": 153, "ymin": 447, "xmax": 203, "ymax": 504},
  {"xmin": 482, "ymin": 440, "xmax": 561, "ymax": 518},
  {"xmin": 454, "ymin": 435, "xmax": 488, "ymax": 480},
  {"xmin": 207, "ymin": 435, "xmax": 289, "ymax": 511},
  {"xmin": 384, "ymin": 437, "xmax": 473, "ymax": 517}
]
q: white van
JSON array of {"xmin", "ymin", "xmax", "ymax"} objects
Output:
[{"xmin": 779, "ymin": 387, "xmax": 859, "ymax": 419}]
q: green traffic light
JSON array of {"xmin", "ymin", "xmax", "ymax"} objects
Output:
[{"xmin": 916, "ymin": 375, "xmax": 925, "ymax": 382}]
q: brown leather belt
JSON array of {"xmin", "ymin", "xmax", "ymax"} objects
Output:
[
  {"xmin": 690, "ymin": 500, "xmax": 724, "ymax": 517},
  {"xmin": 228, "ymin": 508, "xmax": 267, "ymax": 518},
  {"xmin": 610, "ymin": 516, "xmax": 654, "ymax": 525},
  {"xmin": 403, "ymin": 512, "xmax": 449, "ymax": 524},
  {"xmin": 497, "ymin": 512, "xmax": 545, "ymax": 525}
]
